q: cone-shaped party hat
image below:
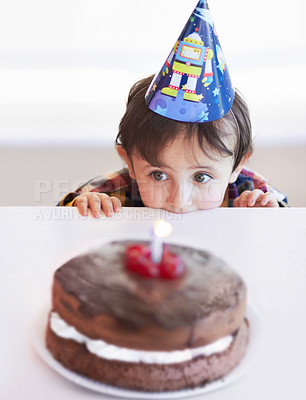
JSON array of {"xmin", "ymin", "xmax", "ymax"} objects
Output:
[{"xmin": 145, "ymin": 0, "xmax": 234, "ymax": 122}]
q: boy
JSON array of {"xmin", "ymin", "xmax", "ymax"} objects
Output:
[
  {"xmin": 59, "ymin": 1, "xmax": 287, "ymax": 215},
  {"xmin": 58, "ymin": 75, "xmax": 287, "ymax": 217}
]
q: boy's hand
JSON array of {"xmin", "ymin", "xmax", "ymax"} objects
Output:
[
  {"xmin": 233, "ymin": 189, "xmax": 279, "ymax": 208},
  {"xmin": 74, "ymin": 193, "xmax": 122, "ymax": 218}
]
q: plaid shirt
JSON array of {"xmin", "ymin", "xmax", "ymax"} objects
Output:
[{"xmin": 58, "ymin": 167, "xmax": 288, "ymax": 208}]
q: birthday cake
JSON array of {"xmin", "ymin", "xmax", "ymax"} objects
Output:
[{"xmin": 45, "ymin": 240, "xmax": 249, "ymax": 392}]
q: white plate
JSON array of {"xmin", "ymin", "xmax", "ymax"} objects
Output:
[{"xmin": 32, "ymin": 304, "xmax": 263, "ymax": 399}]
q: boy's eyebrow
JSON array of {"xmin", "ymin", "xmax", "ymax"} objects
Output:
[
  {"xmin": 144, "ymin": 162, "xmax": 172, "ymax": 170},
  {"xmin": 188, "ymin": 164, "xmax": 218, "ymax": 173},
  {"xmin": 144, "ymin": 162, "xmax": 218, "ymax": 174}
]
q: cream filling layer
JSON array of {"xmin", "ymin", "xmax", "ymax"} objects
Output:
[{"xmin": 50, "ymin": 312, "xmax": 233, "ymax": 364}]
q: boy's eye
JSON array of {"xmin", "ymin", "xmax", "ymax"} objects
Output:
[
  {"xmin": 193, "ymin": 173, "xmax": 211, "ymax": 183},
  {"xmin": 150, "ymin": 171, "xmax": 167, "ymax": 181}
]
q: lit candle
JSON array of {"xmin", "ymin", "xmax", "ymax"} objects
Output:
[
  {"xmin": 150, "ymin": 219, "xmax": 173, "ymax": 264},
  {"xmin": 126, "ymin": 219, "xmax": 184, "ymax": 279}
]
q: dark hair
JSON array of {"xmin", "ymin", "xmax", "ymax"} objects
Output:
[{"xmin": 116, "ymin": 75, "xmax": 253, "ymax": 171}]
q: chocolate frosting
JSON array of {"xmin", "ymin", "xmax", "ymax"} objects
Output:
[{"xmin": 53, "ymin": 241, "xmax": 247, "ymax": 350}]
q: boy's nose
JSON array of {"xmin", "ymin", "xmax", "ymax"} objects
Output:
[{"xmin": 167, "ymin": 182, "xmax": 193, "ymax": 210}]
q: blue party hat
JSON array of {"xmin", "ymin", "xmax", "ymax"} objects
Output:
[{"xmin": 145, "ymin": 0, "xmax": 234, "ymax": 122}]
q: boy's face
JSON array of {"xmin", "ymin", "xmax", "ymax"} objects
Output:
[{"xmin": 119, "ymin": 131, "xmax": 245, "ymax": 213}]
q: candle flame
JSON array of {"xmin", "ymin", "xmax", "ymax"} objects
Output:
[{"xmin": 153, "ymin": 219, "xmax": 173, "ymax": 238}]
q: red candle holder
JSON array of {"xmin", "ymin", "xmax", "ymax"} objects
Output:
[{"xmin": 125, "ymin": 244, "xmax": 185, "ymax": 280}]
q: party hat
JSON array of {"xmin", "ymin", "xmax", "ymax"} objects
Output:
[{"xmin": 145, "ymin": 0, "xmax": 234, "ymax": 123}]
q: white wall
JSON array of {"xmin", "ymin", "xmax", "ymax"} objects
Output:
[{"xmin": 0, "ymin": 0, "xmax": 305, "ymax": 146}]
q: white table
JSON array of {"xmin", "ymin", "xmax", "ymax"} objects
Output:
[{"xmin": 1, "ymin": 206, "xmax": 306, "ymax": 400}]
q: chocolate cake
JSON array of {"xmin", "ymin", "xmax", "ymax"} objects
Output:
[{"xmin": 46, "ymin": 241, "xmax": 249, "ymax": 392}]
